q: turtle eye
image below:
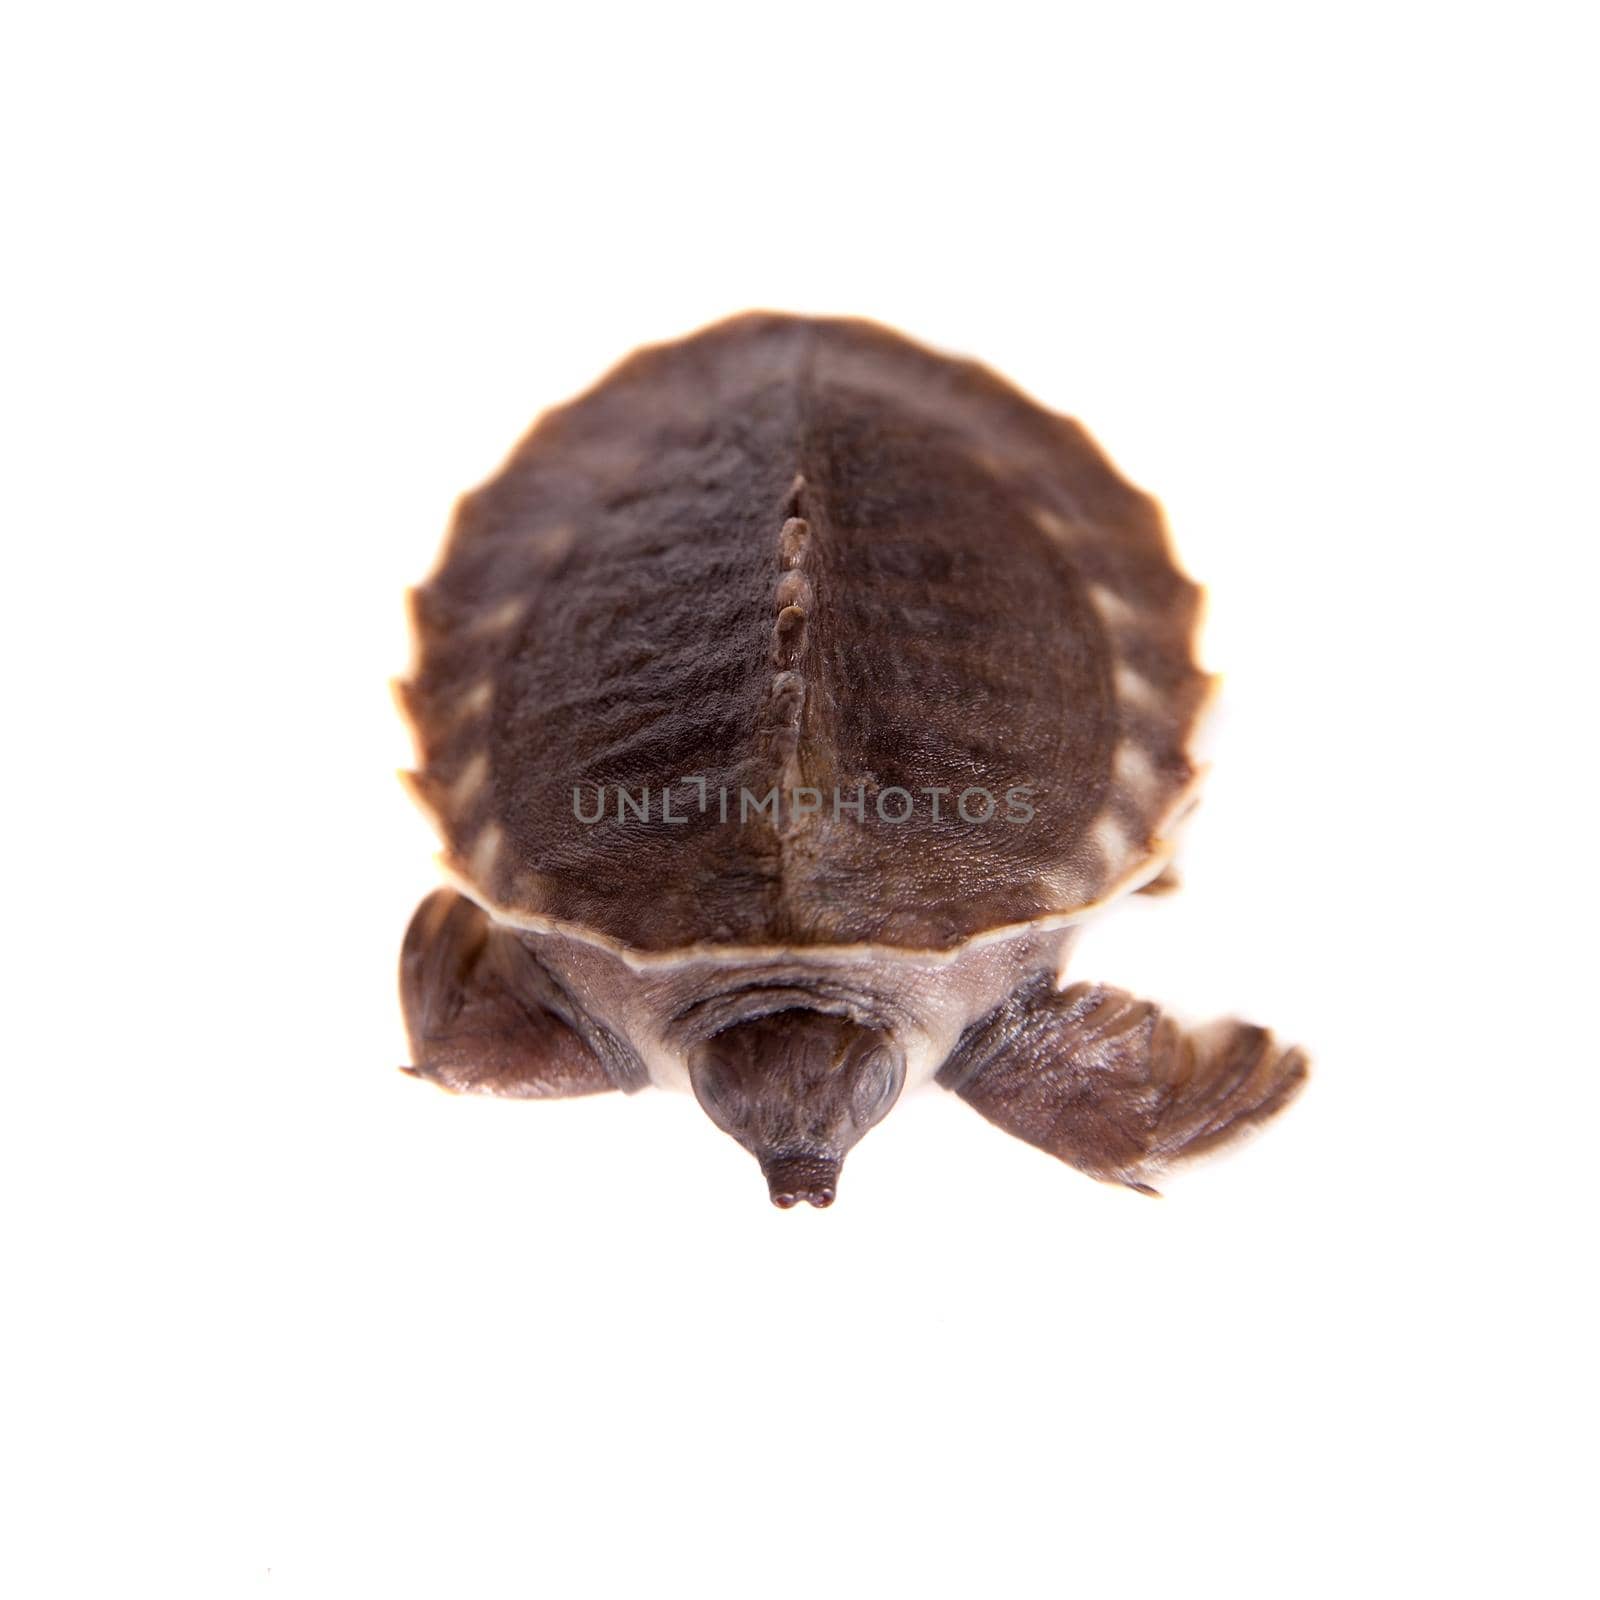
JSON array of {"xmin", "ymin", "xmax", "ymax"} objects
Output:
[
  {"xmin": 690, "ymin": 1058, "xmax": 747, "ymax": 1134},
  {"xmin": 850, "ymin": 1050, "xmax": 901, "ymax": 1129}
]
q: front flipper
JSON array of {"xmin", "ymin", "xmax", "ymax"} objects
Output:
[
  {"xmin": 400, "ymin": 890, "xmax": 616, "ymax": 1098},
  {"xmin": 937, "ymin": 976, "xmax": 1307, "ymax": 1193}
]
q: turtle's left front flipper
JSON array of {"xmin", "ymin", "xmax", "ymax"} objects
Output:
[
  {"xmin": 936, "ymin": 977, "xmax": 1307, "ymax": 1193},
  {"xmin": 400, "ymin": 890, "xmax": 618, "ymax": 1098}
]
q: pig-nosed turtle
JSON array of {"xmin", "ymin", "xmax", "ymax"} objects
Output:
[{"xmin": 396, "ymin": 313, "xmax": 1307, "ymax": 1208}]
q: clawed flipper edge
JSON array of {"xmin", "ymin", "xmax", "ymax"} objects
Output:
[
  {"xmin": 400, "ymin": 889, "xmax": 617, "ymax": 1099},
  {"xmin": 937, "ymin": 977, "xmax": 1307, "ymax": 1192}
]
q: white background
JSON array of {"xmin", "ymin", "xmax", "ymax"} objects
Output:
[{"xmin": 4, "ymin": 4, "xmax": 1594, "ymax": 1596}]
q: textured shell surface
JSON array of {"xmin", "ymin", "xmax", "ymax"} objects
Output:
[{"xmin": 400, "ymin": 314, "xmax": 1210, "ymax": 958}]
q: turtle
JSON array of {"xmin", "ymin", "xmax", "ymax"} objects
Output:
[{"xmin": 396, "ymin": 312, "xmax": 1308, "ymax": 1208}]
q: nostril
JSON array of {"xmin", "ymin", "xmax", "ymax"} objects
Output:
[{"xmin": 763, "ymin": 1153, "xmax": 843, "ymax": 1209}]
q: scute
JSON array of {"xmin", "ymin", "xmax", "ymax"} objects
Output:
[{"xmin": 400, "ymin": 314, "xmax": 1210, "ymax": 953}]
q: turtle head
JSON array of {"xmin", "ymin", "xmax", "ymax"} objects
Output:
[{"xmin": 688, "ymin": 1011, "xmax": 905, "ymax": 1208}]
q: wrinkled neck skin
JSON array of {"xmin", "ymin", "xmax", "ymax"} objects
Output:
[{"xmin": 518, "ymin": 922, "xmax": 1080, "ymax": 1206}]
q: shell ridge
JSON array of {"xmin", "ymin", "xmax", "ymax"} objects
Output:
[{"xmin": 753, "ymin": 507, "xmax": 816, "ymax": 827}]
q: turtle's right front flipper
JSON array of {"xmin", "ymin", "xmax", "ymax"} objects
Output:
[
  {"xmin": 937, "ymin": 976, "xmax": 1307, "ymax": 1193},
  {"xmin": 400, "ymin": 890, "xmax": 617, "ymax": 1098}
]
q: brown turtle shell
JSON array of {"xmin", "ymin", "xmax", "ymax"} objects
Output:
[{"xmin": 399, "ymin": 314, "xmax": 1210, "ymax": 953}]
